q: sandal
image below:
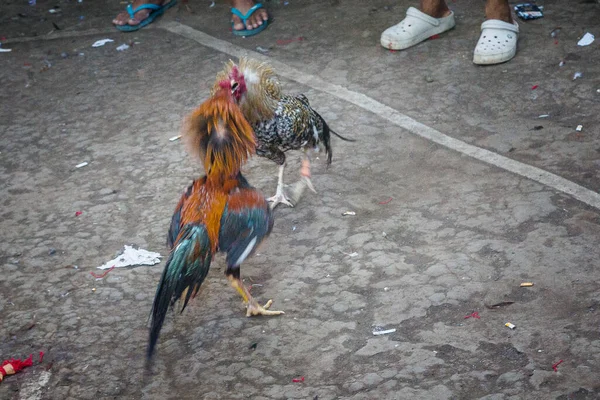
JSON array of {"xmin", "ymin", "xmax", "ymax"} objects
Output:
[
  {"xmin": 115, "ymin": 0, "xmax": 177, "ymax": 32},
  {"xmin": 380, "ymin": 7, "xmax": 455, "ymax": 50},
  {"xmin": 231, "ymin": 3, "xmax": 269, "ymax": 37},
  {"xmin": 473, "ymin": 19, "xmax": 519, "ymax": 65}
]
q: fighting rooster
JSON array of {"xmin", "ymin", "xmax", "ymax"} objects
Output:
[
  {"xmin": 213, "ymin": 58, "xmax": 354, "ymax": 208},
  {"xmin": 147, "ymin": 84, "xmax": 283, "ymax": 360}
]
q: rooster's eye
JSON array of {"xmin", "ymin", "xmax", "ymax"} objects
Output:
[{"xmin": 231, "ymin": 81, "xmax": 239, "ymax": 92}]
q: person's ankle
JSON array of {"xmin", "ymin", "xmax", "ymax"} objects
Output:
[{"xmin": 421, "ymin": 5, "xmax": 451, "ymax": 19}]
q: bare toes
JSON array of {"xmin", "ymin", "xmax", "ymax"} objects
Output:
[{"xmin": 232, "ymin": 15, "xmax": 245, "ymax": 30}]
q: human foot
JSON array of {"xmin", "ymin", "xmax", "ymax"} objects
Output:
[
  {"xmin": 113, "ymin": 0, "xmax": 171, "ymax": 29},
  {"xmin": 231, "ymin": 0, "xmax": 268, "ymax": 31}
]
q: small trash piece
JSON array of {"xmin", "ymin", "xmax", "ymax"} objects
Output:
[
  {"xmin": 48, "ymin": 8, "xmax": 60, "ymax": 13},
  {"xmin": 97, "ymin": 245, "xmax": 162, "ymax": 270},
  {"xmin": 169, "ymin": 135, "xmax": 182, "ymax": 142},
  {"xmin": 573, "ymin": 72, "xmax": 583, "ymax": 80},
  {"xmin": 0, "ymin": 47, "xmax": 12, "ymax": 53},
  {"xmin": 292, "ymin": 376, "xmax": 304, "ymax": 383},
  {"xmin": 91, "ymin": 265, "xmax": 115, "ymax": 279},
  {"xmin": 552, "ymin": 359, "xmax": 563, "ymax": 372},
  {"xmin": 379, "ymin": 197, "xmax": 393, "ymax": 205},
  {"xmin": 0, "ymin": 354, "xmax": 34, "ymax": 383},
  {"xmin": 209, "ymin": 1, "xmax": 215, "ymax": 7},
  {"xmin": 342, "ymin": 211, "xmax": 356, "ymax": 216},
  {"xmin": 276, "ymin": 37, "xmax": 305, "ymax": 46},
  {"xmin": 29, "ymin": 0, "xmax": 36, "ymax": 5},
  {"xmin": 577, "ymin": 32, "xmax": 595, "ymax": 46},
  {"xmin": 531, "ymin": 85, "xmax": 538, "ymax": 90},
  {"xmin": 520, "ymin": 282, "xmax": 534, "ymax": 287},
  {"xmin": 559, "ymin": 60, "xmax": 565, "ymax": 67},
  {"xmin": 75, "ymin": 211, "xmax": 83, "ymax": 217},
  {"xmin": 464, "ymin": 311, "xmax": 481, "ymax": 319},
  {"xmin": 372, "ymin": 328, "xmax": 396, "ymax": 336},
  {"xmin": 92, "ymin": 39, "xmax": 114, "ymax": 47},
  {"xmin": 550, "ymin": 28, "xmax": 561, "ymax": 38},
  {"xmin": 538, "ymin": 114, "xmax": 550, "ymax": 118},
  {"xmin": 505, "ymin": 322, "xmax": 516, "ymax": 330},
  {"xmin": 514, "ymin": 3, "xmax": 543, "ymax": 20},
  {"xmin": 76, "ymin": 162, "xmax": 88, "ymax": 168},
  {"xmin": 116, "ymin": 44, "xmax": 130, "ymax": 51},
  {"xmin": 576, "ymin": 125, "xmax": 583, "ymax": 132},
  {"xmin": 255, "ymin": 46, "xmax": 270, "ymax": 54}
]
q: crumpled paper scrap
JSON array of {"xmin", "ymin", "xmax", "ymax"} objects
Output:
[{"xmin": 97, "ymin": 245, "xmax": 162, "ymax": 270}]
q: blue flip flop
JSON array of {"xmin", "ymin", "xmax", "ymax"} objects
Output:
[
  {"xmin": 115, "ymin": 0, "xmax": 177, "ymax": 32},
  {"xmin": 231, "ymin": 3, "xmax": 269, "ymax": 37}
]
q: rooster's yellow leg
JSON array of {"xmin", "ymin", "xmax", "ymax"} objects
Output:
[{"xmin": 227, "ymin": 275, "xmax": 285, "ymax": 317}]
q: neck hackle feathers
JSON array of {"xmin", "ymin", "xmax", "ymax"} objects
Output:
[
  {"xmin": 183, "ymin": 88, "xmax": 256, "ymax": 180},
  {"xmin": 213, "ymin": 57, "xmax": 282, "ymax": 125}
]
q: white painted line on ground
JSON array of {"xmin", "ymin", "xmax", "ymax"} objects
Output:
[
  {"xmin": 3, "ymin": 27, "xmax": 124, "ymax": 44},
  {"xmin": 162, "ymin": 21, "xmax": 600, "ymax": 210},
  {"xmin": 9, "ymin": 23, "xmax": 598, "ymax": 209}
]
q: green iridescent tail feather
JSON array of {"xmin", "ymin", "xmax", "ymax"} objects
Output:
[{"xmin": 147, "ymin": 225, "xmax": 212, "ymax": 359}]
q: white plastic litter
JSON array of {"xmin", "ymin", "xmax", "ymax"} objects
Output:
[
  {"xmin": 0, "ymin": 48, "xmax": 11, "ymax": 53},
  {"xmin": 577, "ymin": 32, "xmax": 595, "ymax": 46},
  {"xmin": 573, "ymin": 72, "xmax": 583, "ymax": 80},
  {"xmin": 169, "ymin": 135, "xmax": 182, "ymax": 142},
  {"xmin": 116, "ymin": 44, "xmax": 130, "ymax": 51},
  {"xmin": 92, "ymin": 39, "xmax": 114, "ymax": 47},
  {"xmin": 75, "ymin": 162, "xmax": 88, "ymax": 168},
  {"xmin": 538, "ymin": 114, "xmax": 550, "ymax": 118},
  {"xmin": 372, "ymin": 328, "xmax": 396, "ymax": 336},
  {"xmin": 97, "ymin": 245, "xmax": 162, "ymax": 270},
  {"xmin": 576, "ymin": 125, "xmax": 583, "ymax": 132}
]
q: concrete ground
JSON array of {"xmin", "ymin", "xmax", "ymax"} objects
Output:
[{"xmin": 1, "ymin": 0, "xmax": 599, "ymax": 399}]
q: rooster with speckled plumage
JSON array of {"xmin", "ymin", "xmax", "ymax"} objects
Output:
[{"xmin": 213, "ymin": 58, "xmax": 354, "ymax": 208}]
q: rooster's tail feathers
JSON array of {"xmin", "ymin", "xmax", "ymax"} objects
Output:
[{"xmin": 147, "ymin": 225, "xmax": 212, "ymax": 359}]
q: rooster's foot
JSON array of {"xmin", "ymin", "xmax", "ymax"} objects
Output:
[
  {"xmin": 267, "ymin": 190, "xmax": 294, "ymax": 209},
  {"xmin": 246, "ymin": 299, "xmax": 285, "ymax": 317}
]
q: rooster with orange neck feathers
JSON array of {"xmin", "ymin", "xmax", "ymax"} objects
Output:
[{"xmin": 147, "ymin": 76, "xmax": 283, "ymax": 360}]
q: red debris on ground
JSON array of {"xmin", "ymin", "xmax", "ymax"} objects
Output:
[
  {"xmin": 292, "ymin": 376, "xmax": 305, "ymax": 383},
  {"xmin": 90, "ymin": 265, "xmax": 115, "ymax": 279},
  {"xmin": 430, "ymin": 34, "xmax": 440, "ymax": 40},
  {"xmin": 379, "ymin": 197, "xmax": 393, "ymax": 205},
  {"xmin": 0, "ymin": 354, "xmax": 33, "ymax": 383},
  {"xmin": 552, "ymin": 359, "xmax": 563, "ymax": 372},
  {"xmin": 531, "ymin": 85, "xmax": 538, "ymax": 90},
  {"xmin": 464, "ymin": 311, "xmax": 480, "ymax": 319},
  {"xmin": 75, "ymin": 211, "xmax": 83, "ymax": 217},
  {"xmin": 39, "ymin": 352, "xmax": 44, "ymax": 363},
  {"xmin": 277, "ymin": 37, "xmax": 305, "ymax": 46}
]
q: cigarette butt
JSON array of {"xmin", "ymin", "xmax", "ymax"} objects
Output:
[
  {"xmin": 75, "ymin": 162, "xmax": 88, "ymax": 168},
  {"xmin": 505, "ymin": 322, "xmax": 516, "ymax": 330},
  {"xmin": 169, "ymin": 135, "xmax": 182, "ymax": 142},
  {"xmin": 520, "ymin": 282, "xmax": 534, "ymax": 287},
  {"xmin": 342, "ymin": 211, "xmax": 356, "ymax": 216}
]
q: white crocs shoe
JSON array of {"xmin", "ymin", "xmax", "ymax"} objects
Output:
[
  {"xmin": 473, "ymin": 19, "xmax": 519, "ymax": 65},
  {"xmin": 380, "ymin": 7, "xmax": 456, "ymax": 50}
]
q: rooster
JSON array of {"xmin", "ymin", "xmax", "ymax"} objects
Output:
[
  {"xmin": 213, "ymin": 58, "xmax": 354, "ymax": 208},
  {"xmin": 147, "ymin": 84, "xmax": 283, "ymax": 360}
]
